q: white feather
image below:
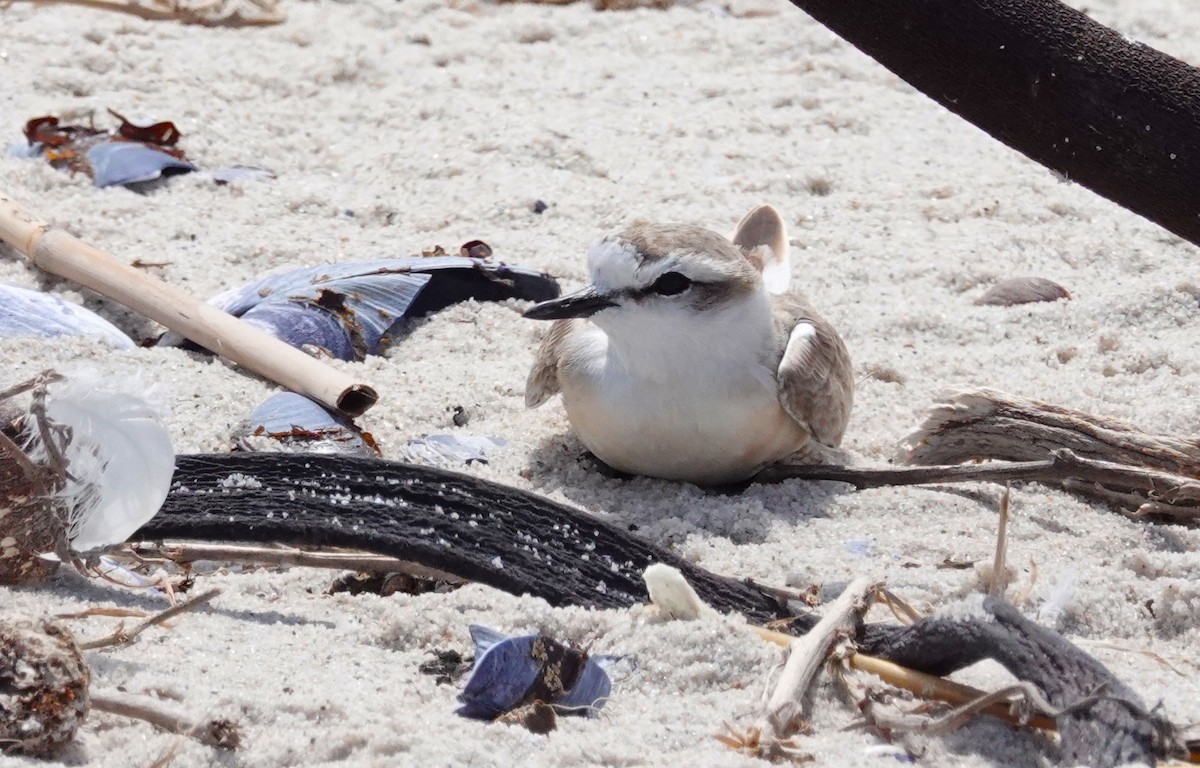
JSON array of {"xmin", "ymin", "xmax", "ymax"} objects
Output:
[{"xmin": 35, "ymin": 371, "xmax": 175, "ymax": 552}]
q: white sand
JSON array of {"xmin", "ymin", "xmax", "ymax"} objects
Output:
[{"xmin": 2, "ymin": 0, "xmax": 1199, "ymax": 764}]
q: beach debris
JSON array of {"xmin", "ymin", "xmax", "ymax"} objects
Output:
[
  {"xmin": 0, "ymin": 370, "xmax": 174, "ymax": 584},
  {"xmin": 456, "ymin": 625, "xmax": 616, "ymax": 722},
  {"xmin": 0, "ymin": 598, "xmax": 241, "ymax": 759},
  {"xmin": 0, "ymin": 192, "xmax": 377, "ymax": 418},
  {"xmin": 0, "ymin": 617, "xmax": 90, "ymax": 756},
  {"xmin": 170, "ymin": 255, "xmax": 558, "ymax": 361},
  {"xmin": 975, "ymin": 277, "xmax": 1071, "ymax": 306},
  {"xmin": 6, "ymin": 0, "xmax": 284, "ymax": 26},
  {"xmin": 327, "ymin": 570, "xmax": 456, "ymax": 597},
  {"xmin": 419, "ymin": 648, "xmax": 474, "ymax": 685},
  {"xmin": 233, "ymin": 392, "xmax": 380, "ymax": 457},
  {"xmin": 208, "ymin": 165, "xmax": 276, "ymax": 185},
  {"xmin": 397, "ymin": 434, "xmax": 507, "ymax": 467},
  {"xmin": 21, "ymin": 111, "xmax": 196, "ymax": 188},
  {"xmin": 0, "ymin": 284, "xmax": 133, "ymax": 348}
]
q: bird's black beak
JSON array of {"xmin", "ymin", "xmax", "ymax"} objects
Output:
[{"xmin": 523, "ymin": 287, "xmax": 617, "ymax": 320}]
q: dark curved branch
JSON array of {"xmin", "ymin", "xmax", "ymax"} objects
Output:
[
  {"xmin": 786, "ymin": 0, "xmax": 1200, "ymax": 246},
  {"xmin": 859, "ymin": 598, "xmax": 1175, "ymax": 766},
  {"xmin": 142, "ymin": 453, "xmax": 792, "ymax": 624}
]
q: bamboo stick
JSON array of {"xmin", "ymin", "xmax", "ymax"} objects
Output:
[{"xmin": 0, "ymin": 194, "xmax": 378, "ymax": 416}]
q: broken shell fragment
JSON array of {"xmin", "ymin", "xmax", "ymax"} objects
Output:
[
  {"xmin": 975, "ymin": 277, "xmax": 1071, "ymax": 306},
  {"xmin": 86, "ymin": 141, "xmax": 197, "ymax": 188},
  {"xmin": 456, "ymin": 625, "xmax": 615, "ymax": 721},
  {"xmin": 0, "ymin": 284, "xmax": 133, "ymax": 348},
  {"xmin": 0, "ymin": 617, "xmax": 90, "ymax": 757},
  {"xmin": 170, "ymin": 257, "xmax": 559, "ymax": 361},
  {"xmin": 234, "ymin": 392, "xmax": 380, "ymax": 457},
  {"xmin": 398, "ymin": 434, "xmax": 506, "ymax": 467}
]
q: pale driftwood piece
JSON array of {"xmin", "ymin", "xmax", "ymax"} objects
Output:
[
  {"xmin": 125, "ymin": 542, "xmax": 467, "ymax": 584},
  {"xmin": 0, "ymin": 195, "xmax": 377, "ymax": 416},
  {"xmin": 757, "ymin": 389, "xmax": 1200, "ymax": 521},
  {"xmin": 7, "ymin": 0, "xmax": 284, "ymax": 25},
  {"xmin": 750, "ymin": 577, "xmax": 875, "ymax": 760},
  {"xmin": 900, "ymin": 388, "xmax": 1200, "ymax": 476},
  {"xmin": 900, "ymin": 388, "xmax": 1200, "ymax": 518}
]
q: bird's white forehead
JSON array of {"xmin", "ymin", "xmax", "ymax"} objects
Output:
[
  {"xmin": 587, "ymin": 238, "xmax": 643, "ymax": 293},
  {"xmin": 585, "ymin": 236, "xmax": 733, "ymax": 293}
]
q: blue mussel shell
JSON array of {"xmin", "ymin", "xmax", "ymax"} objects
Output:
[
  {"xmin": 456, "ymin": 625, "xmax": 616, "ymax": 720},
  {"xmin": 173, "ymin": 257, "xmax": 559, "ymax": 361},
  {"xmin": 0, "ymin": 283, "xmax": 133, "ymax": 348}
]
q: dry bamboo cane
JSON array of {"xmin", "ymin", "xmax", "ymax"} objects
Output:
[{"xmin": 0, "ymin": 194, "xmax": 378, "ymax": 416}]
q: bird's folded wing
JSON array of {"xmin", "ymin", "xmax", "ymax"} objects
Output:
[
  {"xmin": 524, "ymin": 318, "xmax": 577, "ymax": 408},
  {"xmin": 774, "ymin": 300, "xmax": 854, "ymax": 447}
]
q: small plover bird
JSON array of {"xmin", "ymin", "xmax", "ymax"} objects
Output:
[{"xmin": 523, "ymin": 205, "xmax": 853, "ymax": 485}]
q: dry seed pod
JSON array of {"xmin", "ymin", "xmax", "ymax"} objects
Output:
[
  {"xmin": 0, "ymin": 617, "xmax": 90, "ymax": 756},
  {"xmin": 975, "ymin": 277, "xmax": 1071, "ymax": 306}
]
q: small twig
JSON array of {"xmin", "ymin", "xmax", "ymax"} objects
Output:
[
  {"xmin": 55, "ymin": 607, "xmax": 150, "ymax": 620},
  {"xmin": 754, "ymin": 458, "xmax": 1058, "ymax": 488},
  {"xmin": 757, "ymin": 450, "xmax": 1200, "ymax": 522},
  {"xmin": 125, "ymin": 542, "xmax": 466, "ymax": 583},
  {"xmin": 920, "ymin": 682, "xmax": 1104, "ymax": 736},
  {"xmin": 14, "ymin": 0, "xmax": 284, "ymax": 26},
  {"xmin": 90, "ymin": 692, "xmax": 240, "ymax": 748},
  {"xmin": 985, "ymin": 484, "xmax": 1012, "ymax": 598},
  {"xmin": 79, "ymin": 589, "xmax": 219, "ymax": 650},
  {"xmin": 876, "ymin": 588, "xmax": 923, "ymax": 625}
]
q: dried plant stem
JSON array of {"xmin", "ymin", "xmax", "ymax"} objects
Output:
[
  {"xmin": 754, "ymin": 577, "xmax": 875, "ymax": 756},
  {"xmin": 0, "ymin": 194, "xmax": 376, "ymax": 416},
  {"xmin": 90, "ymin": 693, "xmax": 239, "ymax": 748},
  {"xmin": 14, "ymin": 0, "xmax": 284, "ymax": 25},
  {"xmin": 79, "ymin": 589, "xmax": 219, "ymax": 650},
  {"xmin": 846, "ymin": 653, "xmax": 1058, "ymax": 732},
  {"xmin": 127, "ymin": 542, "xmax": 467, "ymax": 583},
  {"xmin": 987, "ymin": 484, "xmax": 1012, "ymax": 598}
]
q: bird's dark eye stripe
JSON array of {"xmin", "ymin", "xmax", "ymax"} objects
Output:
[{"xmin": 649, "ymin": 271, "xmax": 692, "ymax": 296}]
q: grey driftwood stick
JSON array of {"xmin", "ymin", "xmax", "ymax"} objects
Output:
[
  {"xmin": 142, "ymin": 453, "xmax": 1180, "ymax": 765},
  {"xmin": 782, "ymin": 0, "xmax": 1200, "ymax": 247}
]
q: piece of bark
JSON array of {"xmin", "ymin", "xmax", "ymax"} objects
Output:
[
  {"xmin": 782, "ymin": 0, "xmax": 1200, "ymax": 247},
  {"xmin": 900, "ymin": 388, "xmax": 1200, "ymax": 474},
  {"xmin": 897, "ymin": 388, "xmax": 1200, "ymax": 517},
  {"xmin": 858, "ymin": 597, "xmax": 1181, "ymax": 767}
]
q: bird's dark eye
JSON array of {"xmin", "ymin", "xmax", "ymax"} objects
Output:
[{"xmin": 651, "ymin": 272, "xmax": 692, "ymax": 296}]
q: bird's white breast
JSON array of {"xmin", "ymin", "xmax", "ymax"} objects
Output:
[{"xmin": 556, "ymin": 297, "xmax": 809, "ymax": 484}]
